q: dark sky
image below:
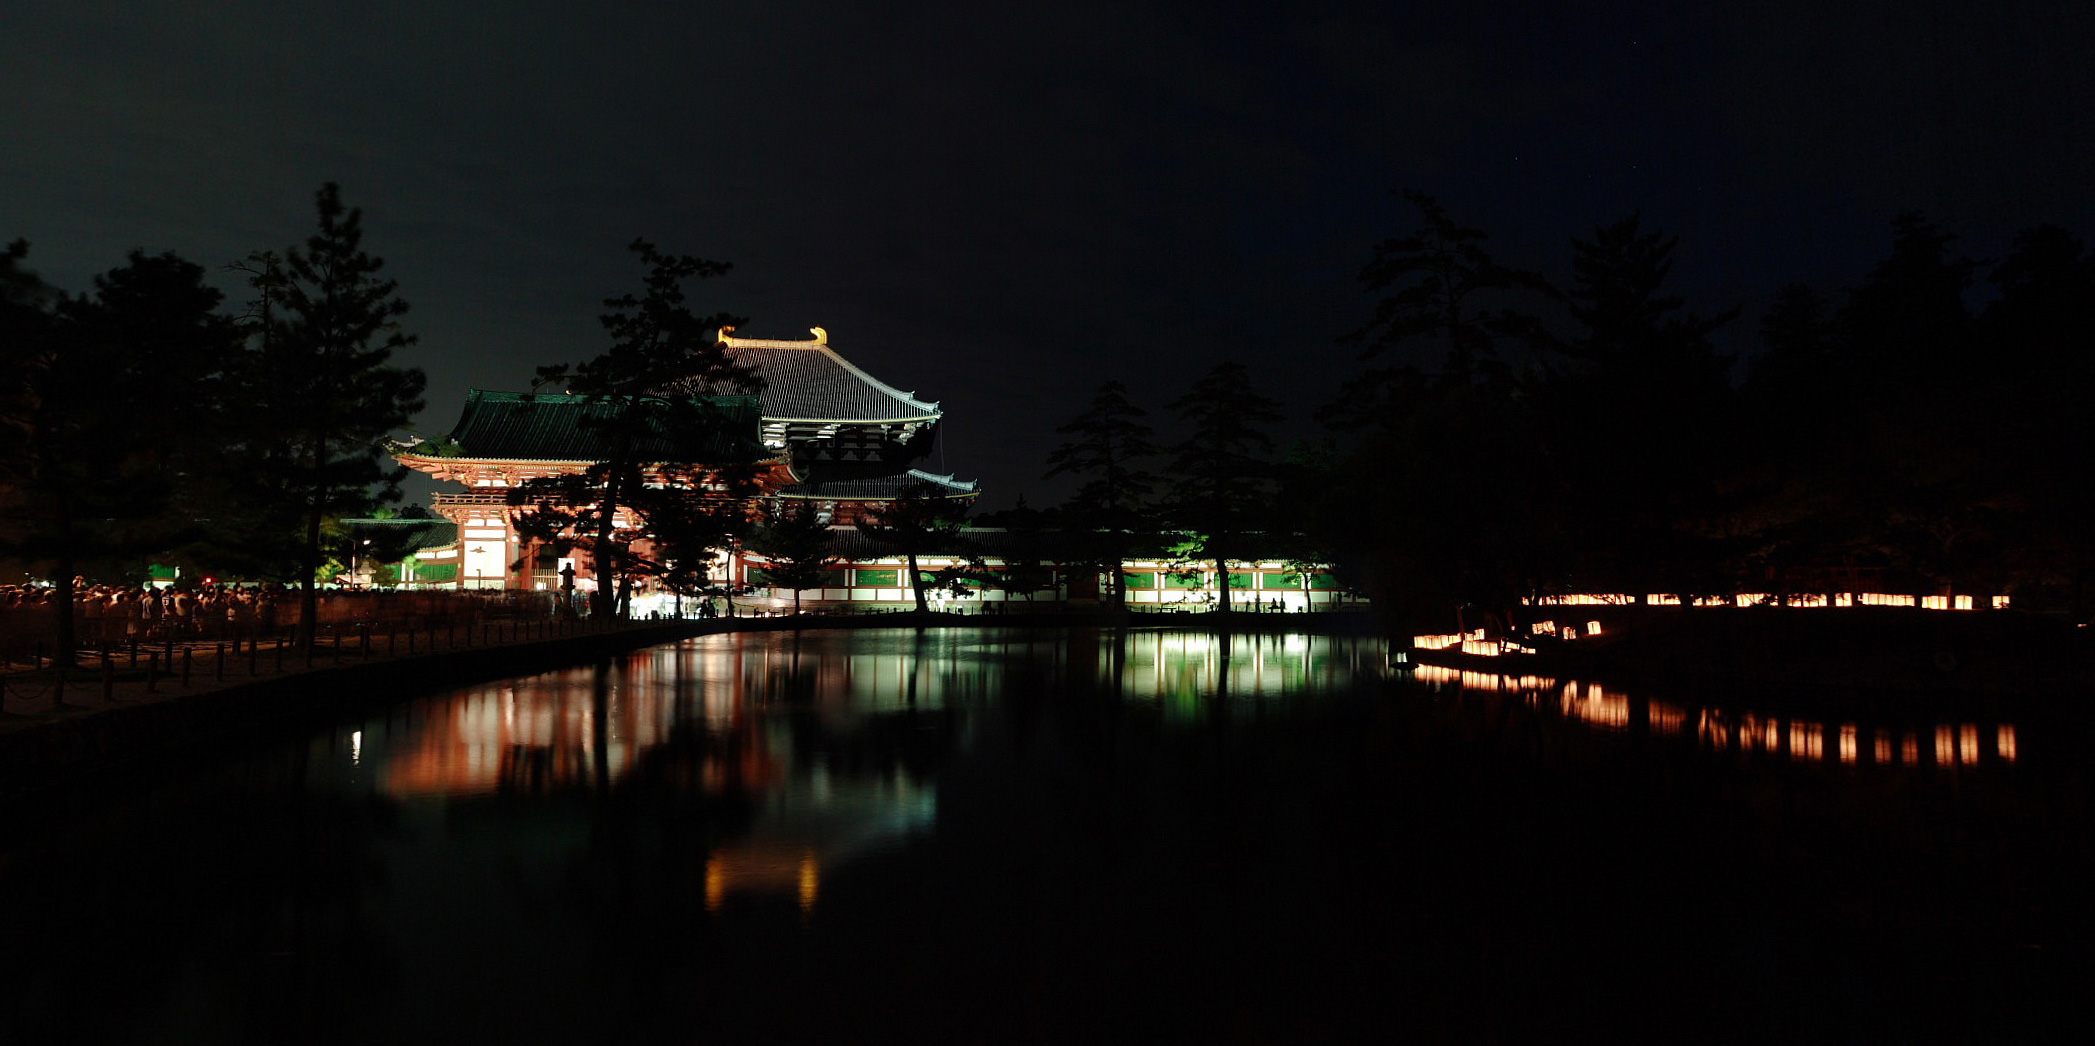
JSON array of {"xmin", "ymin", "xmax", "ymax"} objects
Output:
[{"xmin": 7, "ymin": 1, "xmax": 2092, "ymax": 508}]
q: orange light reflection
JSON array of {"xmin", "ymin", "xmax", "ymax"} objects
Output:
[
  {"xmin": 798, "ymin": 854, "xmax": 820, "ymax": 913},
  {"xmin": 1790, "ymin": 721, "xmax": 1823, "ymax": 761}
]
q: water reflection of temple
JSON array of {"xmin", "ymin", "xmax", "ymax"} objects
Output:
[
  {"xmin": 1096, "ymin": 631, "xmax": 1386, "ymax": 712},
  {"xmin": 371, "ymin": 639, "xmax": 955, "ymax": 915},
  {"xmin": 1413, "ymin": 663, "xmax": 2021, "ymax": 771},
  {"xmin": 364, "ymin": 629, "xmax": 1391, "ymax": 911},
  {"xmin": 377, "ymin": 633, "xmax": 1392, "ymax": 799},
  {"xmin": 704, "ymin": 764, "xmax": 935, "ymax": 914}
]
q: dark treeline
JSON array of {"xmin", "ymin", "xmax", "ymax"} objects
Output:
[
  {"xmin": 0, "ymin": 183, "xmax": 424, "ymax": 659},
  {"xmin": 1319, "ymin": 198, "xmax": 2095, "ymax": 634},
  {"xmin": 1036, "ymin": 195, "xmax": 2095, "ymax": 634},
  {"xmin": 14, "ymin": 182, "xmax": 2091, "ymax": 648},
  {"xmin": 1018, "ymin": 363, "xmax": 1310, "ymax": 612}
]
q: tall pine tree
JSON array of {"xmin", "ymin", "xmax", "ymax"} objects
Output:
[
  {"xmin": 746, "ymin": 501, "xmax": 842, "ymax": 617},
  {"xmin": 1338, "ymin": 189, "xmax": 1547, "ymax": 415},
  {"xmin": 240, "ymin": 184, "xmax": 426, "ymax": 646},
  {"xmin": 1543, "ymin": 213, "xmax": 1738, "ymax": 598},
  {"xmin": 1163, "ymin": 362, "xmax": 1281, "ymax": 613},
  {"xmin": 509, "ymin": 240, "xmax": 756, "ymax": 619},
  {"xmin": 857, "ymin": 481, "xmax": 974, "ymax": 613},
  {"xmin": 0, "ymin": 248, "xmax": 241, "ymax": 666},
  {"xmin": 1044, "ymin": 380, "xmax": 1156, "ymax": 608}
]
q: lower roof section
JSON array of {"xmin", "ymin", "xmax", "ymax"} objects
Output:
[{"xmin": 413, "ymin": 390, "xmax": 775, "ymax": 464}]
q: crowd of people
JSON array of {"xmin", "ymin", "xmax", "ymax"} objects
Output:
[
  {"xmin": 0, "ymin": 582, "xmax": 559, "ymax": 652},
  {"xmin": 0, "ymin": 582, "xmax": 286, "ymax": 647}
]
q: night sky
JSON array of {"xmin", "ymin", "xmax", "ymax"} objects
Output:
[{"xmin": 7, "ymin": 1, "xmax": 2092, "ymax": 508}]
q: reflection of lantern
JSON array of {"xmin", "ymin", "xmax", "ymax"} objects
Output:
[
  {"xmin": 1790, "ymin": 721, "xmax": 1823, "ymax": 761},
  {"xmin": 1701, "ymin": 712, "xmax": 1729, "ymax": 749}
]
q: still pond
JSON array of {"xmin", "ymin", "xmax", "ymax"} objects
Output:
[{"xmin": 1, "ymin": 627, "xmax": 2084, "ymax": 1043}]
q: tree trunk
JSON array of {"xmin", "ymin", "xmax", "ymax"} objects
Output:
[
  {"xmin": 1215, "ymin": 557, "xmax": 1232, "ymax": 613},
  {"xmin": 1106, "ymin": 533, "xmax": 1128, "ymax": 610},
  {"xmin": 908, "ymin": 552, "xmax": 928, "ymax": 612},
  {"xmin": 53, "ymin": 554, "xmax": 78, "ymax": 670},
  {"xmin": 592, "ymin": 472, "xmax": 624, "ymax": 620},
  {"xmin": 300, "ymin": 484, "xmax": 323, "ymax": 650}
]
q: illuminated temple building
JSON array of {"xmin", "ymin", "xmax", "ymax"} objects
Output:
[
  {"xmin": 393, "ymin": 326, "xmax": 1360, "ymax": 610},
  {"xmin": 394, "ymin": 326, "xmax": 977, "ymax": 593}
]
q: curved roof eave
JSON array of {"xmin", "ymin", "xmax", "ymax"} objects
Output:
[
  {"xmin": 766, "ymin": 412, "xmax": 943, "ymax": 424},
  {"xmin": 395, "ymin": 453, "xmax": 793, "ymax": 468},
  {"xmin": 814, "ymin": 344, "xmax": 941, "ymax": 417},
  {"xmin": 719, "ymin": 327, "xmax": 944, "ymax": 422}
]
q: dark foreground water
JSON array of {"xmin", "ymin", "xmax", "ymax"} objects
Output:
[{"xmin": 2, "ymin": 628, "xmax": 2088, "ymax": 1043}]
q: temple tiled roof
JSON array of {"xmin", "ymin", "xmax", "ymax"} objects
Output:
[
  {"xmin": 412, "ymin": 390, "xmax": 773, "ymax": 462},
  {"xmin": 716, "ymin": 328, "xmax": 941, "ymax": 423},
  {"xmin": 777, "ymin": 469, "xmax": 978, "ymax": 500}
]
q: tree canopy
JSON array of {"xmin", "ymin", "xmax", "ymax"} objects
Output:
[
  {"xmin": 232, "ymin": 183, "xmax": 426, "ymax": 645},
  {"xmin": 747, "ymin": 501, "xmax": 842, "ymax": 616},
  {"xmin": 1162, "ymin": 361, "xmax": 1282, "ymax": 613},
  {"xmin": 857, "ymin": 481, "xmax": 974, "ymax": 613},
  {"xmin": 509, "ymin": 240, "xmax": 759, "ymax": 619},
  {"xmin": 0, "ymin": 247, "xmax": 242, "ymax": 663},
  {"xmin": 1044, "ymin": 379, "xmax": 1156, "ymax": 608}
]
